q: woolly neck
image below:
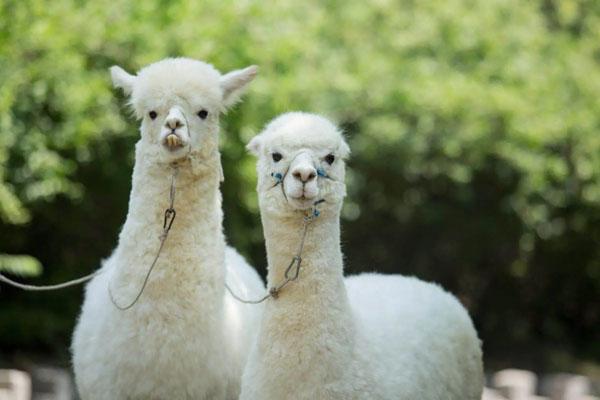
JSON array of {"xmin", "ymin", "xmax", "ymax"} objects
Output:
[
  {"xmin": 250, "ymin": 204, "xmax": 359, "ymax": 398},
  {"xmin": 109, "ymin": 142, "xmax": 225, "ymax": 309},
  {"xmin": 260, "ymin": 205, "xmax": 353, "ymax": 327}
]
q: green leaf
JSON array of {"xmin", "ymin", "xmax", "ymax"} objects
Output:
[{"xmin": 0, "ymin": 254, "xmax": 43, "ymax": 277}]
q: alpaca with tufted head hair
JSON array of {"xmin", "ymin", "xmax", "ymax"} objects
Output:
[
  {"xmin": 71, "ymin": 58, "xmax": 264, "ymax": 400},
  {"xmin": 240, "ymin": 112, "xmax": 484, "ymax": 400}
]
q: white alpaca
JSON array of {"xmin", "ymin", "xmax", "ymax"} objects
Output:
[
  {"xmin": 241, "ymin": 112, "xmax": 484, "ymax": 400},
  {"xmin": 71, "ymin": 58, "xmax": 264, "ymax": 400}
]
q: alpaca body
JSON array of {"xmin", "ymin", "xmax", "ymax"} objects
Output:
[
  {"xmin": 72, "ymin": 250, "xmax": 261, "ymax": 400},
  {"xmin": 72, "ymin": 58, "xmax": 262, "ymax": 400},
  {"xmin": 72, "ymin": 150, "xmax": 263, "ymax": 400},
  {"xmin": 241, "ymin": 214, "xmax": 482, "ymax": 400},
  {"xmin": 240, "ymin": 112, "xmax": 483, "ymax": 400},
  {"xmin": 240, "ymin": 213, "xmax": 374, "ymax": 400},
  {"xmin": 346, "ymin": 273, "xmax": 484, "ymax": 399}
]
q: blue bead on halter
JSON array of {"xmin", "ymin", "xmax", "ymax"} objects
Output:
[
  {"xmin": 311, "ymin": 199, "xmax": 325, "ymax": 218},
  {"xmin": 271, "ymin": 172, "xmax": 283, "ymax": 183},
  {"xmin": 316, "ymin": 168, "xmax": 328, "ymax": 178}
]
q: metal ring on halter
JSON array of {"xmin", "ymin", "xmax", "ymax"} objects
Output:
[
  {"xmin": 163, "ymin": 208, "xmax": 176, "ymax": 231},
  {"xmin": 284, "ymin": 256, "xmax": 302, "ymax": 280}
]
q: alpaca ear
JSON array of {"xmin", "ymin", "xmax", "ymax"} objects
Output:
[
  {"xmin": 110, "ymin": 65, "xmax": 136, "ymax": 95},
  {"xmin": 220, "ymin": 65, "xmax": 258, "ymax": 109},
  {"xmin": 339, "ymin": 139, "xmax": 351, "ymax": 160},
  {"xmin": 246, "ymin": 135, "xmax": 263, "ymax": 156}
]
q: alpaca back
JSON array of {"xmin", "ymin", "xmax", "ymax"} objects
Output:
[{"xmin": 345, "ymin": 273, "xmax": 484, "ymax": 400}]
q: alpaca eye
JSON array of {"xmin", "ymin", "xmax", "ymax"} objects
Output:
[
  {"xmin": 149, "ymin": 111, "xmax": 157, "ymax": 120},
  {"xmin": 197, "ymin": 110, "xmax": 208, "ymax": 119},
  {"xmin": 324, "ymin": 154, "xmax": 335, "ymax": 165},
  {"xmin": 272, "ymin": 152, "xmax": 282, "ymax": 162}
]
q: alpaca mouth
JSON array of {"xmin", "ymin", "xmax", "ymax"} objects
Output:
[
  {"xmin": 163, "ymin": 133, "xmax": 186, "ymax": 151},
  {"xmin": 288, "ymin": 194, "xmax": 317, "ymax": 210},
  {"xmin": 289, "ymin": 191, "xmax": 317, "ymax": 201}
]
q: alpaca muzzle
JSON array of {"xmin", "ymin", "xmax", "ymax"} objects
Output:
[
  {"xmin": 284, "ymin": 152, "xmax": 320, "ymax": 201},
  {"xmin": 161, "ymin": 107, "xmax": 190, "ymax": 151}
]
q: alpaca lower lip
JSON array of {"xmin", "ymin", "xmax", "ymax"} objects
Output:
[
  {"xmin": 291, "ymin": 194, "xmax": 315, "ymax": 201},
  {"xmin": 288, "ymin": 195, "xmax": 317, "ymax": 208}
]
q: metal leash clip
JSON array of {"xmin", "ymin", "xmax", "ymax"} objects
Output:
[{"xmin": 163, "ymin": 208, "xmax": 176, "ymax": 231}]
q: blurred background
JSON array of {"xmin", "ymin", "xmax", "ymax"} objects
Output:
[{"xmin": 0, "ymin": 0, "xmax": 599, "ymax": 396}]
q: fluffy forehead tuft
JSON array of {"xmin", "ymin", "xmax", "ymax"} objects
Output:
[
  {"xmin": 130, "ymin": 58, "xmax": 223, "ymax": 116},
  {"xmin": 250, "ymin": 112, "xmax": 350, "ymax": 158}
]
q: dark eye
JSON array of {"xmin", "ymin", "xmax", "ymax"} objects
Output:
[
  {"xmin": 149, "ymin": 111, "xmax": 157, "ymax": 120},
  {"xmin": 324, "ymin": 154, "xmax": 335, "ymax": 165},
  {"xmin": 272, "ymin": 152, "xmax": 282, "ymax": 162},
  {"xmin": 197, "ymin": 109, "xmax": 208, "ymax": 119}
]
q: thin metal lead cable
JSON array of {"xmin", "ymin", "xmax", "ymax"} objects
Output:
[
  {"xmin": 108, "ymin": 166, "xmax": 179, "ymax": 310},
  {"xmin": 0, "ymin": 270, "xmax": 101, "ymax": 291},
  {"xmin": 225, "ymin": 205, "xmax": 317, "ymax": 304},
  {"xmin": 225, "ymin": 155, "xmax": 335, "ymax": 305},
  {"xmin": 0, "ymin": 168, "xmax": 180, "ymax": 295}
]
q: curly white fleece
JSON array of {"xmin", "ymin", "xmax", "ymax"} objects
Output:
[
  {"xmin": 71, "ymin": 58, "xmax": 264, "ymax": 400},
  {"xmin": 240, "ymin": 112, "xmax": 484, "ymax": 400}
]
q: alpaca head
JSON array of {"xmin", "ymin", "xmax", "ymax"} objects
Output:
[
  {"xmin": 247, "ymin": 112, "xmax": 350, "ymax": 217},
  {"xmin": 110, "ymin": 57, "xmax": 257, "ymax": 165}
]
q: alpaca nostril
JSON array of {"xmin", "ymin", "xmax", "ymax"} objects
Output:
[
  {"xmin": 292, "ymin": 168, "xmax": 317, "ymax": 183},
  {"xmin": 166, "ymin": 119, "xmax": 183, "ymax": 130}
]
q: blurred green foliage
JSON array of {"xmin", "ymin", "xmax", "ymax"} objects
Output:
[
  {"xmin": 0, "ymin": 255, "xmax": 41, "ymax": 276},
  {"xmin": 1, "ymin": 0, "xmax": 599, "ymax": 372}
]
